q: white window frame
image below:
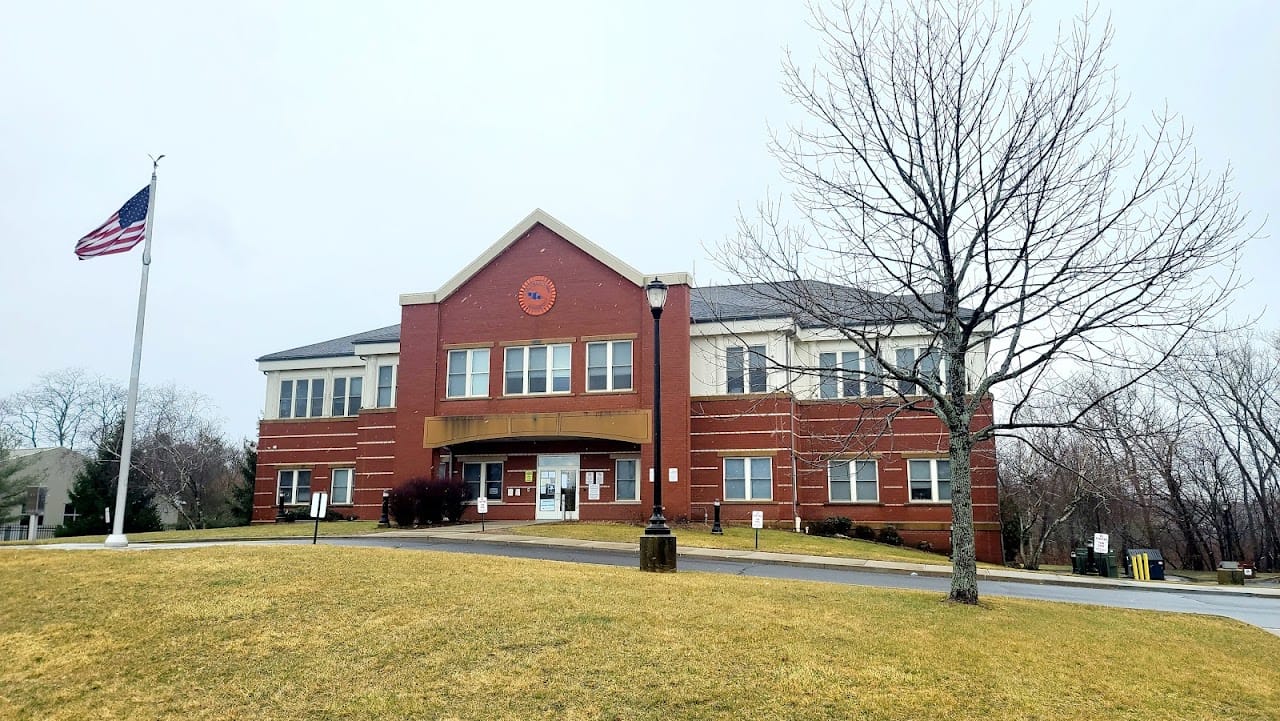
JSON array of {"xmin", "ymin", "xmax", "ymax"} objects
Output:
[
  {"xmin": 375, "ymin": 364, "xmax": 397, "ymax": 407},
  {"xmin": 462, "ymin": 461, "xmax": 504, "ymax": 502},
  {"xmin": 447, "ymin": 349, "xmax": 490, "ymax": 398},
  {"xmin": 277, "ymin": 469, "xmax": 312, "ymax": 505},
  {"xmin": 827, "ymin": 459, "xmax": 878, "ymax": 503},
  {"xmin": 586, "ymin": 340, "xmax": 633, "ymax": 392},
  {"xmin": 278, "ymin": 377, "xmax": 326, "ymax": 419},
  {"xmin": 330, "ymin": 468, "xmax": 354, "ymax": 505},
  {"xmin": 727, "ymin": 345, "xmax": 767, "ymax": 394},
  {"xmin": 504, "ymin": 344, "xmax": 571, "ymax": 395},
  {"xmin": 723, "ymin": 457, "xmax": 773, "ymax": 501},
  {"xmin": 615, "ymin": 458, "xmax": 639, "ymax": 502},
  {"xmin": 331, "ymin": 375, "xmax": 364, "ymax": 417},
  {"xmin": 908, "ymin": 458, "xmax": 951, "ymax": 503}
]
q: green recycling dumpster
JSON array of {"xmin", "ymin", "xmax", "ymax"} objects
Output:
[{"xmin": 1094, "ymin": 550, "xmax": 1120, "ymax": 578}]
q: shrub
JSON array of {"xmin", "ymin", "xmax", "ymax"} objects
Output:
[
  {"xmin": 916, "ymin": 540, "xmax": 933, "ymax": 552},
  {"xmin": 876, "ymin": 525, "xmax": 904, "ymax": 546},
  {"xmin": 852, "ymin": 524, "xmax": 876, "ymax": 541},
  {"xmin": 390, "ymin": 476, "xmax": 470, "ymax": 526},
  {"xmin": 388, "ymin": 480, "xmax": 422, "ymax": 527},
  {"xmin": 809, "ymin": 516, "xmax": 854, "ymax": 537}
]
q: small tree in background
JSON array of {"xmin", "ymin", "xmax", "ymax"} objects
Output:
[{"xmin": 230, "ymin": 440, "xmax": 257, "ymax": 526}]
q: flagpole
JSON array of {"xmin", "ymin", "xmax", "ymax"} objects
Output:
[{"xmin": 104, "ymin": 156, "xmax": 163, "ymax": 549}]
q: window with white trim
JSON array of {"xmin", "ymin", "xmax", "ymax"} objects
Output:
[
  {"xmin": 820, "ymin": 350, "xmax": 874, "ymax": 399},
  {"xmin": 893, "ymin": 347, "xmax": 955, "ymax": 396},
  {"xmin": 586, "ymin": 340, "xmax": 632, "ymax": 391},
  {"xmin": 615, "ymin": 458, "xmax": 638, "ymax": 502},
  {"xmin": 908, "ymin": 458, "xmax": 951, "ymax": 502},
  {"xmin": 828, "ymin": 459, "xmax": 878, "ymax": 502},
  {"xmin": 447, "ymin": 349, "xmax": 489, "ymax": 398},
  {"xmin": 463, "ymin": 461, "xmax": 503, "ymax": 501},
  {"xmin": 331, "ymin": 468, "xmax": 354, "ymax": 505},
  {"xmin": 331, "ymin": 375, "xmax": 363, "ymax": 416},
  {"xmin": 724, "ymin": 457, "xmax": 772, "ymax": 501},
  {"xmin": 375, "ymin": 364, "xmax": 397, "ymax": 407},
  {"xmin": 727, "ymin": 345, "xmax": 767, "ymax": 393},
  {"xmin": 279, "ymin": 378, "xmax": 325, "ymax": 419},
  {"xmin": 505, "ymin": 344, "xmax": 571, "ymax": 395},
  {"xmin": 277, "ymin": 469, "xmax": 312, "ymax": 505}
]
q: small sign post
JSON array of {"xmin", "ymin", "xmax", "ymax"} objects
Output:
[
  {"xmin": 1093, "ymin": 532, "xmax": 1109, "ymax": 554},
  {"xmin": 477, "ymin": 496, "xmax": 488, "ymax": 532},
  {"xmin": 309, "ymin": 492, "xmax": 329, "ymax": 545},
  {"xmin": 751, "ymin": 510, "xmax": 764, "ymax": 550}
]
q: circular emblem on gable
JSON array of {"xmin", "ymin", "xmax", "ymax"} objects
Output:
[{"xmin": 518, "ymin": 275, "xmax": 557, "ymax": 316}]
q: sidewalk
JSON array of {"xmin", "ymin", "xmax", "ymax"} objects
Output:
[{"xmin": 376, "ymin": 523, "xmax": 1280, "ymax": 600}]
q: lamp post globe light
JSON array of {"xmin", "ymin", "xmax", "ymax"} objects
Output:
[{"xmin": 640, "ymin": 277, "xmax": 677, "ymax": 572}]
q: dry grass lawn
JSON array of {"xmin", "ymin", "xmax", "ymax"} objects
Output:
[
  {"xmin": 514, "ymin": 521, "xmax": 970, "ymax": 565},
  {"xmin": 2, "ymin": 545, "xmax": 1278, "ymax": 720}
]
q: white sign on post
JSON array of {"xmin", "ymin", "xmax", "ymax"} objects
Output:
[
  {"xmin": 476, "ymin": 497, "xmax": 489, "ymax": 514},
  {"xmin": 309, "ymin": 492, "xmax": 329, "ymax": 519},
  {"xmin": 751, "ymin": 511, "xmax": 764, "ymax": 529},
  {"xmin": 1092, "ymin": 533, "xmax": 1109, "ymax": 554}
]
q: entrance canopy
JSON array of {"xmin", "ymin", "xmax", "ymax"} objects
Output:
[{"xmin": 423, "ymin": 409, "xmax": 652, "ymax": 448}]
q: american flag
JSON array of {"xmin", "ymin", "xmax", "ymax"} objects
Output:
[{"xmin": 74, "ymin": 186, "xmax": 150, "ymax": 259}]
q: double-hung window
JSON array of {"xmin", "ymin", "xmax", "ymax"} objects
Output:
[
  {"xmin": 828, "ymin": 459, "xmax": 878, "ymax": 502},
  {"xmin": 279, "ymin": 378, "xmax": 325, "ymax": 419},
  {"xmin": 908, "ymin": 458, "xmax": 951, "ymax": 502},
  {"xmin": 819, "ymin": 351, "xmax": 865, "ymax": 398},
  {"xmin": 277, "ymin": 469, "xmax": 312, "ymax": 505},
  {"xmin": 894, "ymin": 347, "xmax": 947, "ymax": 396},
  {"xmin": 463, "ymin": 461, "xmax": 504, "ymax": 501},
  {"xmin": 615, "ymin": 458, "xmax": 638, "ymax": 502},
  {"xmin": 505, "ymin": 344, "xmax": 571, "ymax": 395},
  {"xmin": 727, "ymin": 345, "xmax": 767, "ymax": 394},
  {"xmin": 375, "ymin": 364, "xmax": 397, "ymax": 407},
  {"xmin": 447, "ymin": 349, "xmax": 490, "ymax": 398},
  {"xmin": 724, "ymin": 457, "xmax": 772, "ymax": 501},
  {"xmin": 586, "ymin": 340, "xmax": 632, "ymax": 392},
  {"xmin": 330, "ymin": 468, "xmax": 354, "ymax": 505},
  {"xmin": 331, "ymin": 375, "xmax": 363, "ymax": 416}
]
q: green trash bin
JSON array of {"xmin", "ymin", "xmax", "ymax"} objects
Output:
[{"xmin": 1095, "ymin": 550, "xmax": 1120, "ymax": 578}]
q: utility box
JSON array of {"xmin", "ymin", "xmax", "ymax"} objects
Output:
[
  {"xmin": 1125, "ymin": 549, "xmax": 1165, "ymax": 581},
  {"xmin": 1218, "ymin": 561, "xmax": 1245, "ymax": 585}
]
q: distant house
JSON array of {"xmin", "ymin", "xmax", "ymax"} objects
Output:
[{"xmin": 1, "ymin": 447, "xmax": 86, "ymax": 540}]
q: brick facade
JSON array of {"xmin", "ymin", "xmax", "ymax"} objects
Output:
[{"xmin": 254, "ymin": 211, "xmax": 1002, "ymax": 562}]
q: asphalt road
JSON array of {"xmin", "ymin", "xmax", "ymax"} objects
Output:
[{"xmin": 321, "ymin": 536, "xmax": 1280, "ymax": 635}]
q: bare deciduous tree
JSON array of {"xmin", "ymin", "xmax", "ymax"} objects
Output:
[{"xmin": 720, "ymin": 1, "xmax": 1250, "ymax": 602}]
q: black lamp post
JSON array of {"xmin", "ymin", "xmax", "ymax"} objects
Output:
[
  {"xmin": 378, "ymin": 489, "xmax": 391, "ymax": 528},
  {"xmin": 640, "ymin": 277, "xmax": 677, "ymax": 572}
]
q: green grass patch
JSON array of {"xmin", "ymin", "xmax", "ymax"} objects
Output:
[
  {"xmin": 0, "ymin": 520, "xmax": 382, "ymax": 546},
  {"xmin": 1, "ymin": 545, "xmax": 1276, "ymax": 720},
  {"xmin": 514, "ymin": 521, "xmax": 968, "ymax": 564}
]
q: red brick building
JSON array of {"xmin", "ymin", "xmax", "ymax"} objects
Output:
[{"xmin": 254, "ymin": 210, "xmax": 1002, "ymax": 561}]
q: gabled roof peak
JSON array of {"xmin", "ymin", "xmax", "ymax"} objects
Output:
[{"xmin": 399, "ymin": 209, "xmax": 690, "ymax": 306}]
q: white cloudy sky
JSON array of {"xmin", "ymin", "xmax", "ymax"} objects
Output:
[{"xmin": 2, "ymin": 1, "xmax": 1276, "ymax": 442}]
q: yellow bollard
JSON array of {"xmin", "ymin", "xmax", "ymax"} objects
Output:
[{"xmin": 1137, "ymin": 552, "xmax": 1150, "ymax": 581}]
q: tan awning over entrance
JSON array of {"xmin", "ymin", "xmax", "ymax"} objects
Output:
[{"xmin": 423, "ymin": 409, "xmax": 652, "ymax": 448}]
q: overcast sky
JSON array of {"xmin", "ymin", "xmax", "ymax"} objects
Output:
[{"xmin": 2, "ymin": 1, "xmax": 1276, "ymax": 443}]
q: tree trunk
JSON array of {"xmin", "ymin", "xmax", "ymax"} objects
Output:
[{"xmin": 948, "ymin": 430, "xmax": 978, "ymax": 604}]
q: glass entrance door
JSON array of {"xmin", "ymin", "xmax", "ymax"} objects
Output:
[{"xmin": 536, "ymin": 455, "xmax": 579, "ymax": 521}]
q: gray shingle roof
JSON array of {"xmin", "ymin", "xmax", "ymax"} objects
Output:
[
  {"xmin": 256, "ymin": 324, "xmax": 401, "ymax": 362},
  {"xmin": 258, "ymin": 282, "xmax": 969, "ymax": 362},
  {"xmin": 692, "ymin": 281, "xmax": 968, "ymax": 328}
]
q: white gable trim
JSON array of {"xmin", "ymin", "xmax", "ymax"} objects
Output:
[{"xmin": 399, "ymin": 209, "xmax": 690, "ymax": 306}]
